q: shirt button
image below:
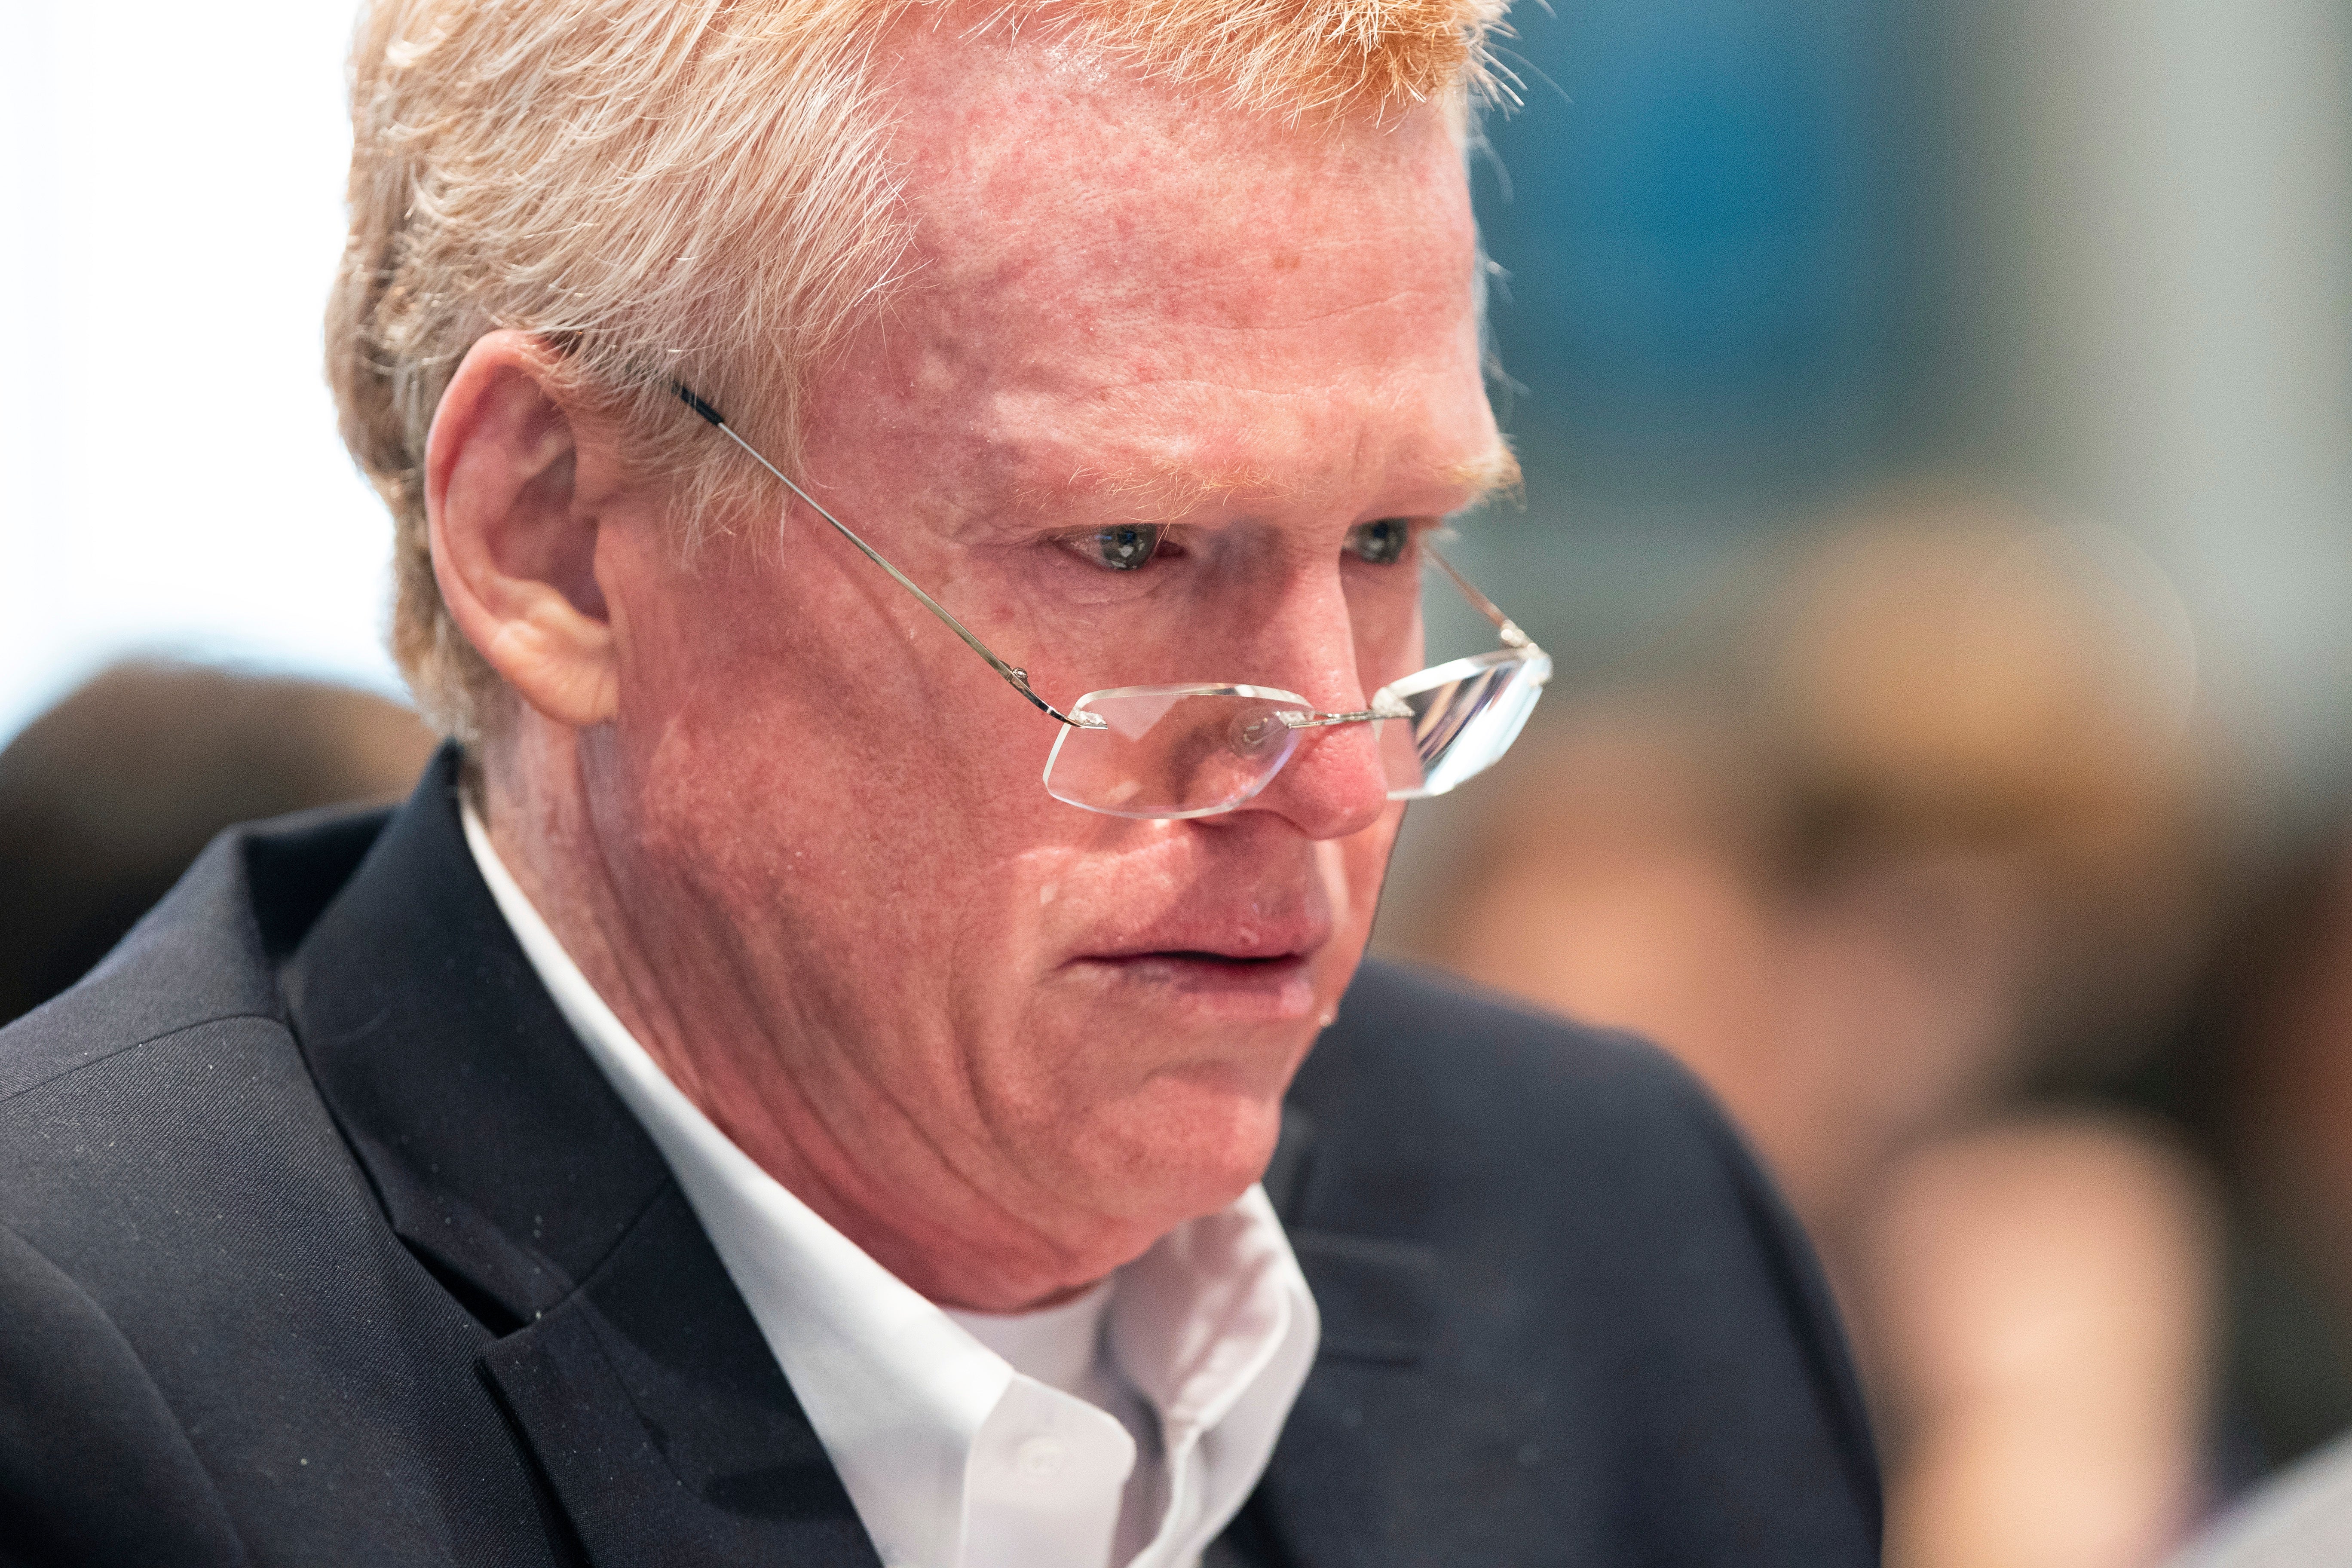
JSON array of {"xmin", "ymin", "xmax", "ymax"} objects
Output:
[{"xmin": 1015, "ymin": 1435, "xmax": 1067, "ymax": 1480}]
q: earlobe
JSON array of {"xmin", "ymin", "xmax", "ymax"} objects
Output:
[{"xmin": 426, "ymin": 330, "xmax": 621, "ymax": 730}]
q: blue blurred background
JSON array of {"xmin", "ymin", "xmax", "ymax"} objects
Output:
[{"xmin": 1434, "ymin": 0, "xmax": 2351, "ymax": 832}]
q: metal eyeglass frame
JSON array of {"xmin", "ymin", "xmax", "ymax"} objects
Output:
[{"xmin": 673, "ymin": 383, "xmax": 1547, "ymax": 772}]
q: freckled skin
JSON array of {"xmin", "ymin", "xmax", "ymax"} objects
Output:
[{"xmin": 472, "ymin": 21, "xmax": 1501, "ymax": 1311}]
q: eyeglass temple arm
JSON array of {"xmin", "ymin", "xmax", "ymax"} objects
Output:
[
  {"xmin": 1425, "ymin": 543, "xmax": 1538, "ymax": 654},
  {"xmin": 674, "ymin": 386, "xmax": 1090, "ymax": 728}
]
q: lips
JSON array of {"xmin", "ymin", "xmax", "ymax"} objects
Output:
[
  {"xmin": 1063, "ymin": 909, "xmax": 1333, "ymax": 1026},
  {"xmin": 1048, "ymin": 828, "xmax": 1344, "ymax": 1024},
  {"xmin": 1074, "ymin": 910, "xmax": 1333, "ymax": 969},
  {"xmin": 1142, "ymin": 950, "xmax": 1305, "ymax": 967}
]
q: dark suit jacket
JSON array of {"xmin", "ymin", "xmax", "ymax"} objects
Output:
[{"xmin": 0, "ymin": 751, "xmax": 1879, "ymax": 1565}]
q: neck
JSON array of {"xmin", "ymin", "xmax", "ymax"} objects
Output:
[{"xmin": 471, "ymin": 719, "xmax": 1162, "ymax": 1312}]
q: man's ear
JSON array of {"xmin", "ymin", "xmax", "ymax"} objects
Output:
[{"xmin": 426, "ymin": 330, "xmax": 620, "ymax": 729}]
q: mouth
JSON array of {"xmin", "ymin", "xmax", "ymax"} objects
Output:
[
  {"xmin": 1102, "ymin": 949, "xmax": 1311, "ymax": 975},
  {"xmin": 1067, "ymin": 940, "xmax": 1326, "ymax": 1023}
]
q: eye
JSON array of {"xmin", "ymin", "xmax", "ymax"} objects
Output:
[
  {"xmin": 1082, "ymin": 523, "xmax": 1166, "ymax": 572},
  {"xmin": 1344, "ymin": 518, "xmax": 1412, "ymax": 566}
]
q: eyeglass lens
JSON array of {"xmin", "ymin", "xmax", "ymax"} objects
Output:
[
  {"xmin": 1042, "ymin": 688, "xmax": 1306, "ymax": 819},
  {"xmin": 1041, "ymin": 650, "xmax": 1550, "ymax": 821},
  {"xmin": 1377, "ymin": 649, "xmax": 1551, "ymax": 799}
]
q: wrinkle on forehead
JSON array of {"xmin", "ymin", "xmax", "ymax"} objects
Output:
[
  {"xmin": 1007, "ymin": 434, "xmax": 1518, "ymax": 524},
  {"xmin": 1014, "ymin": 459, "xmax": 1275, "ymax": 523},
  {"xmin": 873, "ymin": 12, "xmax": 1476, "ymax": 329}
]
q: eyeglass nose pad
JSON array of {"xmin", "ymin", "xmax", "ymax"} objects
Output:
[{"xmin": 1231, "ymin": 709, "xmax": 1291, "ymax": 756}]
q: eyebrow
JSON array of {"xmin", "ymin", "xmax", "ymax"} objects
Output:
[{"xmin": 1445, "ymin": 441, "xmax": 1523, "ymax": 510}]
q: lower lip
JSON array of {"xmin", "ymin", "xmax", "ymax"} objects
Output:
[{"xmin": 1071, "ymin": 952, "xmax": 1321, "ymax": 1023}]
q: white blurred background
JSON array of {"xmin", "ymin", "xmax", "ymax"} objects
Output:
[{"xmin": 0, "ymin": 0, "xmax": 400, "ymax": 743}]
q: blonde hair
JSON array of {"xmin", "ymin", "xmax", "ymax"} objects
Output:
[{"xmin": 328, "ymin": 0, "xmax": 1510, "ymax": 741}]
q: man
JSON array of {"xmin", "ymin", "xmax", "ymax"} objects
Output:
[{"xmin": 0, "ymin": 2, "xmax": 1879, "ymax": 1564}]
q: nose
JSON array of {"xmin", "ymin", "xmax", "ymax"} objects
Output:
[
  {"xmin": 1254, "ymin": 718, "xmax": 1390, "ymax": 838},
  {"xmin": 1214, "ymin": 566, "xmax": 1392, "ymax": 841}
]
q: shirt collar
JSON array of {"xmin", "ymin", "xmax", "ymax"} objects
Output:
[
  {"xmin": 949, "ymin": 1280, "xmax": 1118, "ymax": 1402},
  {"xmin": 459, "ymin": 800, "xmax": 1317, "ymax": 1568}
]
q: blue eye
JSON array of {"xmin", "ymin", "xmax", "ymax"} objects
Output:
[
  {"xmin": 1344, "ymin": 519, "xmax": 1411, "ymax": 565},
  {"xmin": 1087, "ymin": 524, "xmax": 1164, "ymax": 571}
]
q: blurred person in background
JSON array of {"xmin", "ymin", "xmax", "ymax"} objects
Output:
[
  {"xmin": 0, "ymin": 659, "xmax": 435, "ymax": 1026},
  {"xmin": 1398, "ymin": 494, "xmax": 2223, "ymax": 1568},
  {"xmin": 2158, "ymin": 820, "xmax": 2352, "ymax": 1566}
]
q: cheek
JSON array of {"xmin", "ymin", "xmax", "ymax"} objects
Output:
[
  {"xmin": 612, "ymin": 533, "xmax": 1056, "ymax": 838},
  {"xmin": 606, "ymin": 555, "xmax": 1072, "ymax": 991}
]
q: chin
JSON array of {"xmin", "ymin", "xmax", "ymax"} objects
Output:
[{"xmin": 1058, "ymin": 1062, "xmax": 1296, "ymax": 1228}]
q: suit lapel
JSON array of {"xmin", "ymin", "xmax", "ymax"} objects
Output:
[
  {"xmin": 1222, "ymin": 1109, "xmax": 1447, "ymax": 1568},
  {"xmin": 280, "ymin": 748, "xmax": 668, "ymax": 1331},
  {"xmin": 282, "ymin": 747, "xmax": 878, "ymax": 1567},
  {"xmin": 478, "ymin": 1185, "xmax": 880, "ymax": 1568},
  {"xmin": 1246, "ymin": 1232, "xmax": 1446, "ymax": 1568}
]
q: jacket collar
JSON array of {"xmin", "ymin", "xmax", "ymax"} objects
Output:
[
  {"xmin": 281, "ymin": 746, "xmax": 878, "ymax": 1567},
  {"xmin": 282, "ymin": 746, "xmax": 667, "ymax": 1326}
]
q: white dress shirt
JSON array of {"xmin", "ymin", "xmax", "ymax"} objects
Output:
[{"xmin": 461, "ymin": 804, "xmax": 1319, "ymax": 1568}]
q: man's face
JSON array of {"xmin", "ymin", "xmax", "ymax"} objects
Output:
[{"xmin": 580, "ymin": 28, "xmax": 1503, "ymax": 1280}]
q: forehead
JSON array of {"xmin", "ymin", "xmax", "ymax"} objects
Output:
[{"xmin": 837, "ymin": 20, "xmax": 1495, "ymax": 516}]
